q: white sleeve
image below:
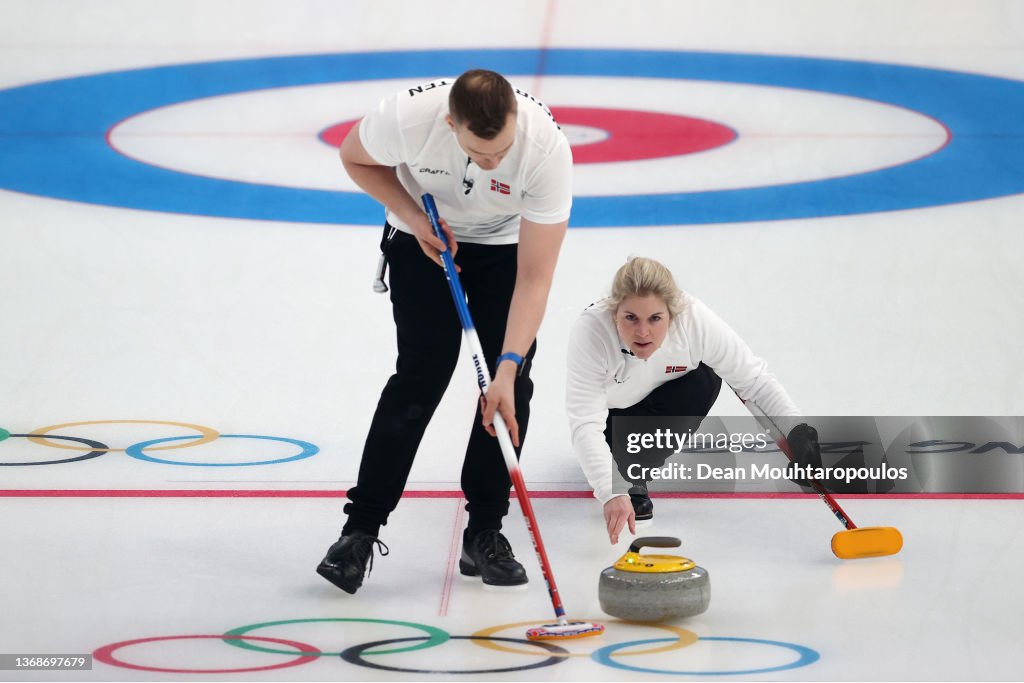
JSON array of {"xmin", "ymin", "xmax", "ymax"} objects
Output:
[
  {"xmin": 565, "ymin": 314, "xmax": 626, "ymax": 504},
  {"xmin": 358, "ymin": 92, "xmax": 406, "ymax": 167},
  {"xmin": 521, "ymin": 137, "xmax": 573, "ymax": 224},
  {"xmin": 689, "ymin": 299, "xmax": 802, "ymax": 424}
]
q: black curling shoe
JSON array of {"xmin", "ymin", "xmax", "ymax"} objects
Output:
[
  {"xmin": 316, "ymin": 530, "xmax": 389, "ymax": 594},
  {"xmin": 629, "ymin": 483, "xmax": 654, "ymax": 521},
  {"xmin": 459, "ymin": 528, "xmax": 528, "ymax": 587}
]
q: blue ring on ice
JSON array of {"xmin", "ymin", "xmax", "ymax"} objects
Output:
[
  {"xmin": 591, "ymin": 636, "xmax": 820, "ymax": 675},
  {"xmin": 1, "ymin": 49, "xmax": 1022, "ymax": 225}
]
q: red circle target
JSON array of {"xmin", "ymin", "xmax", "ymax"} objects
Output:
[
  {"xmin": 319, "ymin": 107, "xmax": 735, "ymax": 164},
  {"xmin": 551, "ymin": 107, "xmax": 735, "ymax": 162}
]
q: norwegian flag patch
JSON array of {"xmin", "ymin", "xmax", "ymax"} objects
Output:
[
  {"xmin": 490, "ymin": 179, "xmax": 511, "ymax": 195},
  {"xmin": 665, "ymin": 365, "xmax": 688, "ymax": 373}
]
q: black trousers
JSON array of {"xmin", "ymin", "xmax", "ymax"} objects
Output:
[
  {"xmin": 604, "ymin": 362, "xmax": 722, "ymax": 486},
  {"xmin": 343, "ymin": 228, "xmax": 535, "ymax": 536}
]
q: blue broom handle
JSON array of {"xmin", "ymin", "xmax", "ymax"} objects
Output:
[
  {"xmin": 422, "ymin": 194, "xmax": 476, "ymax": 334},
  {"xmin": 421, "ymin": 192, "xmax": 516, "ymax": 464}
]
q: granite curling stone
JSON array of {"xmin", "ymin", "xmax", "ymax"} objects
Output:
[{"xmin": 599, "ymin": 536, "xmax": 710, "ymax": 621}]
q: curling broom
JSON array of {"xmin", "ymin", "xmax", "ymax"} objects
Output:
[
  {"xmin": 422, "ymin": 193, "xmax": 604, "ymax": 641},
  {"xmin": 743, "ymin": 397, "xmax": 903, "ymax": 559}
]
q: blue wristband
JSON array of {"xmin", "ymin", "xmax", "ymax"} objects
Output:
[{"xmin": 496, "ymin": 352, "xmax": 524, "ymax": 372}]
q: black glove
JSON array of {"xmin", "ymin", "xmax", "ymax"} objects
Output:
[{"xmin": 786, "ymin": 423, "xmax": 822, "ymax": 486}]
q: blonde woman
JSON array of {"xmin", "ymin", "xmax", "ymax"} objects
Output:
[{"xmin": 566, "ymin": 257, "xmax": 820, "ymax": 544}]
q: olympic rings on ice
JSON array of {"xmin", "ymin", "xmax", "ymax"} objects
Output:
[
  {"xmin": 92, "ymin": 634, "xmax": 321, "ymax": 674},
  {"xmin": 591, "ymin": 635, "xmax": 821, "ymax": 676},
  {"xmin": 0, "ymin": 434, "xmax": 110, "ymax": 466},
  {"xmin": 125, "ymin": 434, "xmax": 318, "ymax": 467},
  {"xmin": 222, "ymin": 618, "xmax": 449, "ymax": 657},
  {"xmin": 92, "ymin": 618, "xmax": 820, "ymax": 675},
  {"xmin": 28, "ymin": 420, "xmax": 219, "ymax": 452},
  {"xmin": 0, "ymin": 419, "xmax": 318, "ymax": 467},
  {"xmin": 340, "ymin": 636, "xmax": 568, "ymax": 674}
]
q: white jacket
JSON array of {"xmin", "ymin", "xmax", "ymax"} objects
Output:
[
  {"xmin": 566, "ymin": 293, "xmax": 801, "ymax": 503},
  {"xmin": 359, "ymin": 79, "xmax": 573, "ymax": 244}
]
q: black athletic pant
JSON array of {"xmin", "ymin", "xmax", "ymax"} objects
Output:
[
  {"xmin": 604, "ymin": 362, "xmax": 722, "ymax": 486},
  {"xmin": 343, "ymin": 227, "xmax": 535, "ymax": 537}
]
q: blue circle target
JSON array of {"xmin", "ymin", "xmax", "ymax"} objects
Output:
[{"xmin": 2, "ymin": 49, "xmax": 1023, "ymax": 226}]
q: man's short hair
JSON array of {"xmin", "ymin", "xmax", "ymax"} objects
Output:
[{"xmin": 449, "ymin": 69, "xmax": 517, "ymax": 140}]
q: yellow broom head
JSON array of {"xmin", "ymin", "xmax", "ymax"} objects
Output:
[{"xmin": 831, "ymin": 526, "xmax": 903, "ymax": 559}]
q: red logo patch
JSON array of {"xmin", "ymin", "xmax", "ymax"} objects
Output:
[
  {"xmin": 490, "ymin": 179, "xmax": 511, "ymax": 195},
  {"xmin": 665, "ymin": 365, "xmax": 688, "ymax": 373}
]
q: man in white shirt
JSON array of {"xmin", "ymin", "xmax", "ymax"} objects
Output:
[{"xmin": 318, "ymin": 69, "xmax": 572, "ymax": 593}]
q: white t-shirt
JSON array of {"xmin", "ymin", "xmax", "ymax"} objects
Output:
[
  {"xmin": 566, "ymin": 293, "xmax": 802, "ymax": 504},
  {"xmin": 358, "ymin": 78, "xmax": 573, "ymax": 245}
]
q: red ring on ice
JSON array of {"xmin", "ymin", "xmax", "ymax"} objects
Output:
[
  {"xmin": 551, "ymin": 107, "xmax": 737, "ymax": 163},
  {"xmin": 93, "ymin": 634, "xmax": 320, "ymax": 673},
  {"xmin": 318, "ymin": 107, "xmax": 736, "ymax": 164}
]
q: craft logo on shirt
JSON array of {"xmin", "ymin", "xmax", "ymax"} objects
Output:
[
  {"xmin": 665, "ymin": 365, "xmax": 688, "ymax": 373},
  {"xmin": 490, "ymin": 179, "xmax": 511, "ymax": 195}
]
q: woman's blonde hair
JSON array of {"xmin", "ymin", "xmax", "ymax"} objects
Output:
[{"xmin": 609, "ymin": 257, "xmax": 684, "ymax": 317}]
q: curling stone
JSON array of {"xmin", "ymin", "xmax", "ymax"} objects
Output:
[{"xmin": 599, "ymin": 536, "xmax": 710, "ymax": 622}]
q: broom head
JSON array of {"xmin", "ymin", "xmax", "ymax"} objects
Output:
[{"xmin": 831, "ymin": 526, "xmax": 903, "ymax": 559}]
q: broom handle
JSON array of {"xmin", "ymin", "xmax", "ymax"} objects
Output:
[
  {"xmin": 739, "ymin": 393, "xmax": 858, "ymax": 530},
  {"xmin": 422, "ymin": 194, "xmax": 568, "ymax": 621}
]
